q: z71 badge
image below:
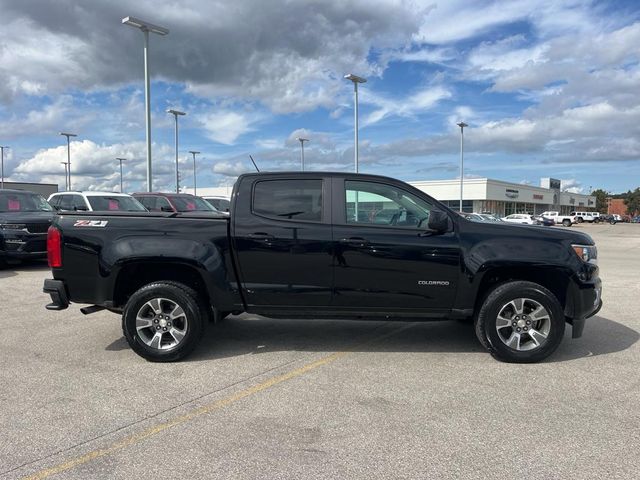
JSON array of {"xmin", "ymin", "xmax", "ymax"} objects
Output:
[{"xmin": 74, "ymin": 220, "xmax": 108, "ymax": 227}]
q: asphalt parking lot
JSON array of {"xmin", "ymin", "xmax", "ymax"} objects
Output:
[{"xmin": 1, "ymin": 223, "xmax": 639, "ymax": 480}]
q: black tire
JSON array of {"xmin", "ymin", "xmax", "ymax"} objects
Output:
[
  {"xmin": 562, "ymin": 219, "xmax": 571, "ymax": 227},
  {"xmin": 593, "ymin": 218, "xmax": 600, "ymax": 224},
  {"xmin": 576, "ymin": 217, "xmax": 583, "ymax": 223},
  {"xmin": 122, "ymin": 281, "xmax": 205, "ymax": 362},
  {"xmin": 475, "ymin": 281, "xmax": 565, "ymax": 363}
]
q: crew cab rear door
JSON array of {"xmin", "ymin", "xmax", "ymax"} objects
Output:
[
  {"xmin": 232, "ymin": 175, "xmax": 333, "ymax": 307},
  {"xmin": 330, "ymin": 177, "xmax": 460, "ymax": 313}
]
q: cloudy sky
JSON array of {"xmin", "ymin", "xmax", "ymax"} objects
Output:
[{"xmin": 1, "ymin": 0, "xmax": 639, "ymax": 194}]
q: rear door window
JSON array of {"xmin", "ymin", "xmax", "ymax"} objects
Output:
[{"xmin": 252, "ymin": 179, "xmax": 323, "ymax": 222}]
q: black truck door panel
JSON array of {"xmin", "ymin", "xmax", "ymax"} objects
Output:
[
  {"xmin": 232, "ymin": 177, "xmax": 333, "ymax": 307},
  {"xmin": 331, "ymin": 178, "xmax": 460, "ymax": 311}
]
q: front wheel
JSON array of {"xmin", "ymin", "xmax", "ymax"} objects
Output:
[
  {"xmin": 122, "ymin": 281, "xmax": 205, "ymax": 362},
  {"xmin": 475, "ymin": 281, "xmax": 565, "ymax": 363}
]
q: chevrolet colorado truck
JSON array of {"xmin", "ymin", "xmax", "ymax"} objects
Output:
[{"xmin": 43, "ymin": 172, "xmax": 602, "ymax": 363}]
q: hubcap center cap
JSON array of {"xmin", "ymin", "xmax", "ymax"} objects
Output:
[
  {"xmin": 158, "ymin": 318, "xmax": 168, "ymax": 328},
  {"xmin": 517, "ymin": 319, "xmax": 526, "ymax": 328}
]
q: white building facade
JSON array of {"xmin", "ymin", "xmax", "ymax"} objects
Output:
[{"xmin": 410, "ymin": 177, "xmax": 595, "ymax": 216}]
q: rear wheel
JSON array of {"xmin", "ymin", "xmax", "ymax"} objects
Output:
[
  {"xmin": 562, "ymin": 219, "xmax": 571, "ymax": 227},
  {"xmin": 122, "ymin": 281, "xmax": 205, "ymax": 362},
  {"xmin": 475, "ymin": 281, "xmax": 565, "ymax": 363}
]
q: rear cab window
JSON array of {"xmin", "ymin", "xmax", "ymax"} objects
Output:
[{"xmin": 252, "ymin": 179, "xmax": 323, "ymax": 222}]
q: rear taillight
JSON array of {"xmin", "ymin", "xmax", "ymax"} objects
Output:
[{"xmin": 47, "ymin": 226, "xmax": 62, "ymax": 268}]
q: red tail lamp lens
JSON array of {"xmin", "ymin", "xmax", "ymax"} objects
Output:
[{"xmin": 47, "ymin": 226, "xmax": 62, "ymax": 268}]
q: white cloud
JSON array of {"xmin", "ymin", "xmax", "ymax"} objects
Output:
[
  {"xmin": 363, "ymin": 85, "xmax": 452, "ymax": 126},
  {"xmin": 212, "ymin": 160, "xmax": 253, "ymax": 177},
  {"xmin": 11, "ymin": 140, "xmax": 177, "ymax": 192},
  {"xmin": 197, "ymin": 111, "xmax": 257, "ymax": 145}
]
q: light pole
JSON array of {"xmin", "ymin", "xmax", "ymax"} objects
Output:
[
  {"xmin": 344, "ymin": 74, "xmax": 367, "ymax": 173},
  {"xmin": 456, "ymin": 122, "xmax": 468, "ymax": 212},
  {"xmin": 297, "ymin": 137, "xmax": 309, "ymax": 171},
  {"xmin": 189, "ymin": 151, "xmax": 200, "ymax": 195},
  {"xmin": 116, "ymin": 158, "xmax": 127, "ymax": 192},
  {"xmin": 60, "ymin": 132, "xmax": 77, "ymax": 190},
  {"xmin": 167, "ymin": 109, "xmax": 186, "ymax": 193},
  {"xmin": 122, "ymin": 16, "xmax": 169, "ymax": 192},
  {"xmin": 0, "ymin": 146, "xmax": 9, "ymax": 189},
  {"xmin": 60, "ymin": 162, "xmax": 69, "ymax": 191}
]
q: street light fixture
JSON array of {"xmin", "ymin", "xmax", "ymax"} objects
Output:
[
  {"xmin": 296, "ymin": 137, "xmax": 309, "ymax": 171},
  {"xmin": 344, "ymin": 73, "xmax": 367, "ymax": 173},
  {"xmin": 188, "ymin": 151, "xmax": 200, "ymax": 196},
  {"xmin": 167, "ymin": 109, "xmax": 186, "ymax": 193},
  {"xmin": 122, "ymin": 16, "xmax": 169, "ymax": 192},
  {"xmin": 60, "ymin": 162, "xmax": 69, "ymax": 191},
  {"xmin": 116, "ymin": 158, "xmax": 127, "ymax": 193},
  {"xmin": 60, "ymin": 132, "xmax": 77, "ymax": 191},
  {"xmin": 456, "ymin": 122, "xmax": 468, "ymax": 212},
  {"xmin": 0, "ymin": 146, "xmax": 9, "ymax": 189}
]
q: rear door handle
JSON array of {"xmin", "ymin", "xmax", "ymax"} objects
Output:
[
  {"xmin": 248, "ymin": 232, "xmax": 275, "ymax": 240},
  {"xmin": 339, "ymin": 237, "xmax": 370, "ymax": 246}
]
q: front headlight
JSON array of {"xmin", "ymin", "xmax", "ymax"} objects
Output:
[
  {"xmin": 572, "ymin": 244, "xmax": 597, "ymax": 264},
  {"xmin": 0, "ymin": 223, "xmax": 27, "ymax": 230}
]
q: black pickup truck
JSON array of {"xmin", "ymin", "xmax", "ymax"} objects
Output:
[{"xmin": 44, "ymin": 172, "xmax": 602, "ymax": 363}]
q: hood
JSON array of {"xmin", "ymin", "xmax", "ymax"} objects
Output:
[{"xmin": 462, "ymin": 218, "xmax": 595, "ymax": 245}]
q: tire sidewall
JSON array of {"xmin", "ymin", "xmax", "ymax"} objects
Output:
[
  {"xmin": 480, "ymin": 282, "xmax": 565, "ymax": 363},
  {"xmin": 123, "ymin": 283, "xmax": 203, "ymax": 362}
]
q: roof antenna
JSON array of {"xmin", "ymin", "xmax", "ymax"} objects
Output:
[{"xmin": 249, "ymin": 155, "xmax": 260, "ymax": 172}]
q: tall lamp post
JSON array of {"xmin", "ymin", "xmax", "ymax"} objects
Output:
[
  {"xmin": 60, "ymin": 132, "xmax": 77, "ymax": 191},
  {"xmin": 344, "ymin": 74, "xmax": 367, "ymax": 173},
  {"xmin": 167, "ymin": 109, "xmax": 186, "ymax": 193},
  {"xmin": 122, "ymin": 16, "xmax": 169, "ymax": 192},
  {"xmin": 0, "ymin": 146, "xmax": 9, "ymax": 189},
  {"xmin": 116, "ymin": 158, "xmax": 127, "ymax": 192},
  {"xmin": 296, "ymin": 137, "xmax": 309, "ymax": 171},
  {"xmin": 456, "ymin": 122, "xmax": 468, "ymax": 212},
  {"xmin": 60, "ymin": 162, "xmax": 69, "ymax": 191},
  {"xmin": 188, "ymin": 151, "xmax": 200, "ymax": 195}
]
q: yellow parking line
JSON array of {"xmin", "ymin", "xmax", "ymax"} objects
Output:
[
  {"xmin": 24, "ymin": 351, "xmax": 347, "ymax": 480},
  {"xmin": 24, "ymin": 323, "xmax": 413, "ymax": 480}
]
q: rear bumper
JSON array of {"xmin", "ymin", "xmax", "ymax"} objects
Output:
[
  {"xmin": 1, "ymin": 232, "xmax": 47, "ymax": 260},
  {"xmin": 43, "ymin": 279, "xmax": 70, "ymax": 310}
]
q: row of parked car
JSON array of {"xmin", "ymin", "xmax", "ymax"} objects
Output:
[
  {"xmin": 0, "ymin": 189, "xmax": 230, "ymax": 268},
  {"xmin": 461, "ymin": 210, "xmax": 624, "ymax": 227}
]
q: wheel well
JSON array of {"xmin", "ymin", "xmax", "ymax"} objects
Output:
[
  {"xmin": 475, "ymin": 267, "xmax": 570, "ymax": 313},
  {"xmin": 113, "ymin": 262, "xmax": 210, "ymax": 308}
]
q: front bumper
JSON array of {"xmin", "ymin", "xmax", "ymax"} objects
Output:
[
  {"xmin": 43, "ymin": 279, "xmax": 70, "ymax": 310},
  {"xmin": 567, "ymin": 276, "xmax": 602, "ymax": 338}
]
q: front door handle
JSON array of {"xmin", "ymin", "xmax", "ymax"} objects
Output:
[
  {"xmin": 339, "ymin": 237, "xmax": 370, "ymax": 246},
  {"xmin": 248, "ymin": 232, "xmax": 275, "ymax": 240}
]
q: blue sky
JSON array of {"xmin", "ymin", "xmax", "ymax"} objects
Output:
[{"xmin": 1, "ymin": 0, "xmax": 639, "ymax": 194}]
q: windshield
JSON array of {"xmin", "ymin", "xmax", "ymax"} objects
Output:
[
  {"xmin": 0, "ymin": 192, "xmax": 54, "ymax": 212},
  {"xmin": 168, "ymin": 196, "xmax": 215, "ymax": 212},
  {"xmin": 86, "ymin": 196, "xmax": 147, "ymax": 212}
]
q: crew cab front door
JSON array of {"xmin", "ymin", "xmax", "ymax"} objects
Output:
[
  {"xmin": 232, "ymin": 177, "xmax": 333, "ymax": 308},
  {"xmin": 331, "ymin": 178, "xmax": 460, "ymax": 314}
]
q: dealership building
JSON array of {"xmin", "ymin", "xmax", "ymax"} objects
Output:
[{"xmin": 410, "ymin": 177, "xmax": 596, "ymax": 216}]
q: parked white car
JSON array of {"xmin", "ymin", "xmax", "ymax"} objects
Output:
[
  {"xmin": 48, "ymin": 191, "xmax": 147, "ymax": 212},
  {"xmin": 202, "ymin": 196, "xmax": 231, "ymax": 212},
  {"xmin": 540, "ymin": 211, "xmax": 577, "ymax": 227},
  {"xmin": 569, "ymin": 211, "xmax": 599, "ymax": 223},
  {"xmin": 501, "ymin": 214, "xmax": 536, "ymax": 225}
]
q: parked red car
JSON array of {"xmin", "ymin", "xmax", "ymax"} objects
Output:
[{"xmin": 132, "ymin": 193, "xmax": 219, "ymax": 213}]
